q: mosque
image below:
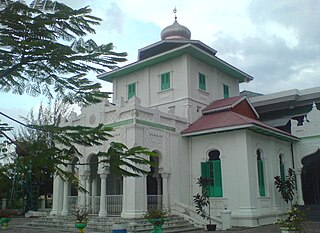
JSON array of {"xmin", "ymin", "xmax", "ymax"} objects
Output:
[{"xmin": 50, "ymin": 12, "xmax": 320, "ymax": 228}]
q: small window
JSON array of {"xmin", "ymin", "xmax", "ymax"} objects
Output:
[
  {"xmin": 199, "ymin": 73, "xmax": 206, "ymax": 91},
  {"xmin": 223, "ymin": 84, "xmax": 229, "ymax": 98},
  {"xmin": 127, "ymin": 82, "xmax": 136, "ymax": 100},
  {"xmin": 161, "ymin": 72, "xmax": 170, "ymax": 90},
  {"xmin": 257, "ymin": 150, "xmax": 266, "ymax": 197}
]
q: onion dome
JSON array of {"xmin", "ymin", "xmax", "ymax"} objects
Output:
[
  {"xmin": 161, "ymin": 19, "xmax": 191, "ymax": 40},
  {"xmin": 161, "ymin": 8, "xmax": 191, "ymax": 40}
]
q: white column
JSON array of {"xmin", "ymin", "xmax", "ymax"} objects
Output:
[
  {"xmin": 161, "ymin": 173, "xmax": 169, "ymax": 210},
  {"xmin": 295, "ymin": 169, "xmax": 304, "ymax": 205},
  {"xmin": 79, "ymin": 175, "xmax": 87, "ymax": 207},
  {"xmin": 121, "ymin": 175, "xmax": 146, "ymax": 218},
  {"xmin": 61, "ymin": 180, "xmax": 69, "ymax": 215},
  {"xmin": 50, "ymin": 174, "xmax": 64, "ymax": 215},
  {"xmin": 86, "ymin": 177, "xmax": 91, "ymax": 209},
  {"xmin": 99, "ymin": 173, "xmax": 108, "ymax": 217},
  {"xmin": 92, "ymin": 178, "xmax": 98, "ymax": 213}
]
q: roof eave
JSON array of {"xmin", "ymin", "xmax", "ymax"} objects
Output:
[
  {"xmin": 182, "ymin": 123, "xmax": 299, "ymax": 142},
  {"xmin": 98, "ymin": 44, "xmax": 253, "ymax": 83}
]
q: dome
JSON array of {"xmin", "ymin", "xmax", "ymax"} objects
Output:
[{"xmin": 160, "ymin": 19, "xmax": 191, "ymax": 40}]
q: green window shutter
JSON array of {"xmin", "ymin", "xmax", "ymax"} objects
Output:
[
  {"xmin": 223, "ymin": 84, "xmax": 229, "ymax": 98},
  {"xmin": 257, "ymin": 160, "xmax": 266, "ymax": 196},
  {"xmin": 161, "ymin": 72, "xmax": 170, "ymax": 90},
  {"xmin": 128, "ymin": 83, "xmax": 136, "ymax": 99},
  {"xmin": 199, "ymin": 73, "xmax": 206, "ymax": 91},
  {"xmin": 201, "ymin": 162, "xmax": 210, "ymax": 196},
  {"xmin": 213, "ymin": 160, "xmax": 223, "ymax": 197},
  {"xmin": 280, "ymin": 163, "xmax": 285, "ymax": 183}
]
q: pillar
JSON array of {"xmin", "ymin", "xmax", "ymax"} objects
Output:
[
  {"xmin": 86, "ymin": 176, "xmax": 91, "ymax": 210},
  {"xmin": 99, "ymin": 172, "xmax": 108, "ymax": 217},
  {"xmin": 79, "ymin": 174, "xmax": 87, "ymax": 207},
  {"xmin": 50, "ymin": 174, "xmax": 64, "ymax": 215},
  {"xmin": 92, "ymin": 178, "xmax": 98, "ymax": 213},
  {"xmin": 121, "ymin": 175, "xmax": 146, "ymax": 218},
  {"xmin": 295, "ymin": 169, "xmax": 304, "ymax": 205},
  {"xmin": 161, "ymin": 173, "xmax": 170, "ymax": 210},
  {"xmin": 61, "ymin": 180, "xmax": 69, "ymax": 216}
]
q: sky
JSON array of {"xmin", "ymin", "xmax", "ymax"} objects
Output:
[{"xmin": 1, "ymin": 0, "xmax": 320, "ymax": 128}]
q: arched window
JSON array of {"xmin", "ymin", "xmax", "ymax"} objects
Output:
[
  {"xmin": 279, "ymin": 154, "xmax": 286, "ymax": 182},
  {"xmin": 200, "ymin": 150, "xmax": 223, "ymax": 197},
  {"xmin": 257, "ymin": 149, "xmax": 266, "ymax": 196}
]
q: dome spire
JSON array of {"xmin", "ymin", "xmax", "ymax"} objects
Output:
[
  {"xmin": 160, "ymin": 8, "xmax": 191, "ymax": 40},
  {"xmin": 173, "ymin": 7, "xmax": 177, "ymax": 20}
]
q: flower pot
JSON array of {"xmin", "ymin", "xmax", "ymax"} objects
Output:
[
  {"xmin": 75, "ymin": 222, "xmax": 87, "ymax": 233},
  {"xmin": 280, "ymin": 228, "xmax": 299, "ymax": 233},
  {"xmin": 149, "ymin": 218, "xmax": 165, "ymax": 233},
  {"xmin": 206, "ymin": 224, "xmax": 216, "ymax": 231},
  {"xmin": 1, "ymin": 218, "xmax": 12, "ymax": 230}
]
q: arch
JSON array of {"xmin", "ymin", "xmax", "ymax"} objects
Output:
[
  {"xmin": 146, "ymin": 150, "xmax": 163, "ymax": 210},
  {"xmin": 203, "ymin": 144, "xmax": 224, "ymax": 161},
  {"xmin": 256, "ymin": 148, "xmax": 266, "ymax": 197},
  {"xmin": 301, "ymin": 149, "xmax": 320, "ymax": 204}
]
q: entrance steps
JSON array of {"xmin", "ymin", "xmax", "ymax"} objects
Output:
[{"xmin": 13, "ymin": 215, "xmax": 203, "ymax": 232}]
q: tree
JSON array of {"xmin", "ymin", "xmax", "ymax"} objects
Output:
[
  {"xmin": 0, "ymin": 1, "xmax": 127, "ymax": 105},
  {"xmin": 0, "ymin": 0, "xmax": 158, "ymax": 206},
  {"xmin": 274, "ymin": 168, "xmax": 296, "ymax": 207}
]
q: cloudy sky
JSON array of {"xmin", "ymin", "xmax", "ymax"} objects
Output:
[{"xmin": 1, "ymin": 0, "xmax": 320, "ymax": 125}]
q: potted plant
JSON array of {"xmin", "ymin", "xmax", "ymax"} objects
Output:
[
  {"xmin": 144, "ymin": 208, "xmax": 168, "ymax": 233},
  {"xmin": 0, "ymin": 209, "xmax": 17, "ymax": 230},
  {"xmin": 74, "ymin": 207, "xmax": 89, "ymax": 233},
  {"xmin": 193, "ymin": 177, "xmax": 216, "ymax": 231},
  {"xmin": 274, "ymin": 168, "xmax": 306, "ymax": 233},
  {"xmin": 276, "ymin": 206, "xmax": 306, "ymax": 233}
]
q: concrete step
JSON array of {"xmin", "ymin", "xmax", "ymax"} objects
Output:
[{"xmin": 13, "ymin": 215, "xmax": 202, "ymax": 233}]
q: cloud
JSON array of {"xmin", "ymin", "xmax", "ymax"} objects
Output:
[
  {"xmin": 101, "ymin": 2, "xmax": 125, "ymax": 34},
  {"xmin": 212, "ymin": 0, "xmax": 320, "ymax": 94}
]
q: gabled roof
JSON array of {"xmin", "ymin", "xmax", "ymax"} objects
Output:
[
  {"xmin": 182, "ymin": 96, "xmax": 299, "ymax": 142},
  {"xmin": 202, "ymin": 96, "xmax": 259, "ymax": 118},
  {"xmin": 98, "ymin": 43, "xmax": 253, "ymax": 83}
]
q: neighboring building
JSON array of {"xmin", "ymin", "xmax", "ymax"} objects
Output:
[{"xmin": 50, "ymin": 16, "xmax": 320, "ymax": 228}]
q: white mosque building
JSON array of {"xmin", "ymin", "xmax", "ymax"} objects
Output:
[{"xmin": 50, "ymin": 15, "xmax": 320, "ymax": 228}]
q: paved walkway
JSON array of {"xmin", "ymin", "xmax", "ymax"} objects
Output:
[{"xmin": 3, "ymin": 218, "xmax": 320, "ymax": 232}]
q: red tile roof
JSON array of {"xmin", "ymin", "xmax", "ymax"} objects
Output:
[
  {"xmin": 182, "ymin": 96, "xmax": 298, "ymax": 141},
  {"xmin": 202, "ymin": 96, "xmax": 244, "ymax": 113}
]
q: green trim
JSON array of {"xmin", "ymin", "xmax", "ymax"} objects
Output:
[
  {"xmin": 299, "ymin": 135, "xmax": 320, "ymax": 140},
  {"xmin": 98, "ymin": 44, "xmax": 252, "ymax": 83},
  {"xmin": 105, "ymin": 119, "xmax": 134, "ymax": 128},
  {"xmin": 136, "ymin": 119, "xmax": 176, "ymax": 132},
  {"xmin": 104, "ymin": 118, "xmax": 176, "ymax": 132}
]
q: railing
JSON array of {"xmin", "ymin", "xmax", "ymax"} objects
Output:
[
  {"xmin": 106, "ymin": 195, "xmax": 123, "ymax": 216},
  {"xmin": 89, "ymin": 196, "xmax": 100, "ymax": 214},
  {"xmin": 68, "ymin": 196, "xmax": 79, "ymax": 212},
  {"xmin": 147, "ymin": 195, "xmax": 163, "ymax": 211}
]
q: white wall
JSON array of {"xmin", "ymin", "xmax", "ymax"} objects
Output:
[
  {"xmin": 188, "ymin": 129, "xmax": 293, "ymax": 226},
  {"xmin": 112, "ymin": 54, "xmax": 240, "ymax": 123}
]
